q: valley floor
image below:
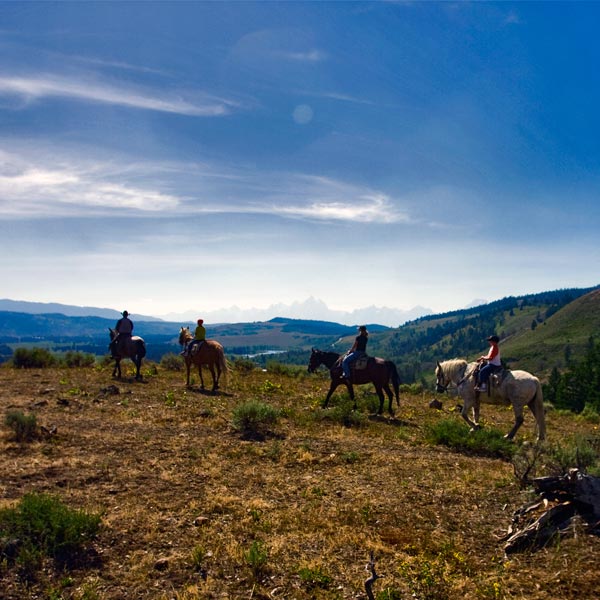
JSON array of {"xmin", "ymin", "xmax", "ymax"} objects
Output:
[{"xmin": 1, "ymin": 362, "xmax": 599, "ymax": 599}]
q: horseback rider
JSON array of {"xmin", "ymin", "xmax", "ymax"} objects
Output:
[
  {"xmin": 341, "ymin": 325, "xmax": 368, "ymax": 380},
  {"xmin": 111, "ymin": 310, "xmax": 134, "ymax": 357},
  {"xmin": 475, "ymin": 334, "xmax": 502, "ymax": 393},
  {"xmin": 182, "ymin": 318, "xmax": 206, "ymax": 356}
]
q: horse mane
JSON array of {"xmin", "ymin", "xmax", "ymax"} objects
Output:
[{"xmin": 439, "ymin": 358, "xmax": 470, "ymax": 380}]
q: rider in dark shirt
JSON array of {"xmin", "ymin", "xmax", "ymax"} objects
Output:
[
  {"xmin": 111, "ymin": 310, "xmax": 134, "ymax": 356},
  {"xmin": 342, "ymin": 326, "xmax": 368, "ymax": 379}
]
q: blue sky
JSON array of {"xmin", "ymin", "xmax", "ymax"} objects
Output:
[{"xmin": 1, "ymin": 1, "xmax": 599, "ymax": 325}]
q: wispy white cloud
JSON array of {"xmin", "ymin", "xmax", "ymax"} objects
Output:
[
  {"xmin": 278, "ymin": 49, "xmax": 327, "ymax": 62},
  {"xmin": 0, "ymin": 74, "xmax": 239, "ymax": 116},
  {"xmin": 273, "ymin": 193, "xmax": 408, "ymax": 224},
  {"xmin": 0, "ymin": 145, "xmax": 411, "ymax": 224},
  {"xmin": 0, "ymin": 152, "xmax": 180, "ymax": 215}
]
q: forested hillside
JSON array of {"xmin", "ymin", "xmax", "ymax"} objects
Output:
[
  {"xmin": 1, "ymin": 287, "xmax": 599, "ymax": 386},
  {"xmin": 362, "ymin": 287, "xmax": 599, "ymax": 384}
]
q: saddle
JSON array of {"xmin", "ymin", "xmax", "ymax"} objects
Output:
[
  {"xmin": 352, "ymin": 355, "xmax": 370, "ymax": 371},
  {"xmin": 190, "ymin": 340, "xmax": 205, "ymax": 355},
  {"xmin": 473, "ymin": 363, "xmax": 506, "ymax": 397}
]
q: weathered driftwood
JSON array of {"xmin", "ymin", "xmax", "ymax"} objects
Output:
[
  {"xmin": 364, "ymin": 551, "xmax": 384, "ymax": 600},
  {"xmin": 504, "ymin": 469, "xmax": 600, "ymax": 554}
]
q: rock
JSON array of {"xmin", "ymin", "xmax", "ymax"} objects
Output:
[{"xmin": 429, "ymin": 398, "xmax": 443, "ymax": 410}]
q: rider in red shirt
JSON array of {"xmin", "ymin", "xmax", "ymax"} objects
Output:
[{"xmin": 475, "ymin": 335, "xmax": 501, "ymax": 392}]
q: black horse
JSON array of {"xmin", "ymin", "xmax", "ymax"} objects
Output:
[
  {"xmin": 109, "ymin": 328, "xmax": 146, "ymax": 380},
  {"xmin": 307, "ymin": 348, "xmax": 400, "ymax": 415}
]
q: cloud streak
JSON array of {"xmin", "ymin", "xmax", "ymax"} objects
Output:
[
  {"xmin": 0, "ymin": 74, "xmax": 239, "ymax": 116},
  {"xmin": 0, "ymin": 146, "xmax": 411, "ymax": 224}
]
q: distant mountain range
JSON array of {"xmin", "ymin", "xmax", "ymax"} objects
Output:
[
  {"xmin": 0, "ymin": 297, "xmax": 431, "ymax": 328},
  {"xmin": 0, "ymin": 299, "xmax": 161, "ymax": 322},
  {"xmin": 2, "ymin": 285, "xmax": 599, "ymax": 383},
  {"xmin": 158, "ymin": 296, "xmax": 432, "ymax": 328}
]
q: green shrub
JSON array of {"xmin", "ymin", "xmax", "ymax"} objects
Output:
[
  {"xmin": 265, "ymin": 361, "xmax": 306, "ymax": 377},
  {"xmin": 298, "ymin": 564, "xmax": 332, "ymax": 589},
  {"xmin": 0, "ymin": 493, "xmax": 101, "ymax": 574},
  {"xmin": 576, "ymin": 404, "xmax": 600, "ymax": 424},
  {"xmin": 316, "ymin": 399, "xmax": 368, "ymax": 428},
  {"xmin": 160, "ymin": 352, "xmax": 184, "ymax": 371},
  {"xmin": 546, "ymin": 435, "xmax": 598, "ymax": 475},
  {"xmin": 5, "ymin": 410, "xmax": 38, "ymax": 442},
  {"xmin": 232, "ymin": 358, "xmax": 256, "ymax": 372},
  {"xmin": 232, "ymin": 401, "xmax": 280, "ymax": 439},
  {"xmin": 400, "ymin": 383, "xmax": 423, "ymax": 394},
  {"xmin": 244, "ymin": 540, "xmax": 268, "ymax": 577},
  {"xmin": 12, "ymin": 347, "xmax": 57, "ymax": 369},
  {"xmin": 63, "ymin": 351, "xmax": 95, "ymax": 368},
  {"xmin": 425, "ymin": 418, "xmax": 516, "ymax": 460}
]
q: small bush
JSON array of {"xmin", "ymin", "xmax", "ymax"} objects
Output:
[
  {"xmin": 232, "ymin": 358, "xmax": 256, "ymax": 372},
  {"xmin": 265, "ymin": 361, "xmax": 306, "ymax": 377},
  {"xmin": 546, "ymin": 435, "xmax": 598, "ymax": 475},
  {"xmin": 160, "ymin": 353, "xmax": 184, "ymax": 371},
  {"xmin": 577, "ymin": 404, "xmax": 600, "ymax": 424},
  {"xmin": 232, "ymin": 401, "xmax": 280, "ymax": 440},
  {"xmin": 5, "ymin": 410, "xmax": 38, "ymax": 442},
  {"xmin": 400, "ymin": 383, "xmax": 423, "ymax": 394},
  {"xmin": 298, "ymin": 564, "xmax": 332, "ymax": 589},
  {"xmin": 244, "ymin": 540, "xmax": 268, "ymax": 577},
  {"xmin": 63, "ymin": 351, "xmax": 95, "ymax": 368},
  {"xmin": 12, "ymin": 347, "xmax": 57, "ymax": 369},
  {"xmin": 317, "ymin": 400, "xmax": 368, "ymax": 428},
  {"xmin": 425, "ymin": 418, "xmax": 516, "ymax": 460},
  {"xmin": 0, "ymin": 493, "xmax": 101, "ymax": 574}
]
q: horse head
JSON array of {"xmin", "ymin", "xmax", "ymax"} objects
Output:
[
  {"xmin": 178, "ymin": 326, "xmax": 191, "ymax": 347},
  {"xmin": 307, "ymin": 348, "xmax": 322, "ymax": 373},
  {"xmin": 109, "ymin": 327, "xmax": 117, "ymax": 342},
  {"xmin": 435, "ymin": 361, "xmax": 450, "ymax": 393}
]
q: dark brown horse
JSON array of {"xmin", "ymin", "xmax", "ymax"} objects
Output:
[
  {"xmin": 178, "ymin": 327, "xmax": 228, "ymax": 391},
  {"xmin": 108, "ymin": 328, "xmax": 146, "ymax": 380},
  {"xmin": 307, "ymin": 348, "xmax": 400, "ymax": 415}
]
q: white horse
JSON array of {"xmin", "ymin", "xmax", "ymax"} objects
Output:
[{"xmin": 435, "ymin": 359, "xmax": 546, "ymax": 442}]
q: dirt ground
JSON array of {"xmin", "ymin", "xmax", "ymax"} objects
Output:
[{"xmin": 1, "ymin": 362, "xmax": 599, "ymax": 599}]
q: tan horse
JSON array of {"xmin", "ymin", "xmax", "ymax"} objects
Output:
[
  {"xmin": 178, "ymin": 327, "xmax": 228, "ymax": 391},
  {"xmin": 435, "ymin": 359, "xmax": 546, "ymax": 441}
]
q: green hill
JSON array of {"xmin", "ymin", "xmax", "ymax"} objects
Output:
[
  {"xmin": 501, "ymin": 288, "xmax": 600, "ymax": 374},
  {"xmin": 361, "ymin": 286, "xmax": 599, "ymax": 383}
]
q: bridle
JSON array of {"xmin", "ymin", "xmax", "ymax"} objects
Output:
[{"xmin": 435, "ymin": 365, "xmax": 452, "ymax": 393}]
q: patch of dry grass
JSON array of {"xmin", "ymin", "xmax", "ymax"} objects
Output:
[{"xmin": 1, "ymin": 362, "xmax": 599, "ymax": 599}]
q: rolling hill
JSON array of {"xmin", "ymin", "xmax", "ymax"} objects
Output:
[{"xmin": 1, "ymin": 285, "xmax": 599, "ymax": 382}]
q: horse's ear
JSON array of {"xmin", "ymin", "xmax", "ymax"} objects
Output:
[{"xmin": 436, "ymin": 361, "xmax": 441, "ymax": 368}]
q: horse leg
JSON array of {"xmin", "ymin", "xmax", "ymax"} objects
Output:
[
  {"xmin": 505, "ymin": 403, "xmax": 525, "ymax": 440},
  {"xmin": 460, "ymin": 398, "xmax": 480, "ymax": 432},
  {"xmin": 374, "ymin": 385, "xmax": 386, "ymax": 415},
  {"xmin": 113, "ymin": 358, "xmax": 121, "ymax": 378},
  {"xmin": 528, "ymin": 382, "xmax": 546, "ymax": 442},
  {"xmin": 198, "ymin": 364, "xmax": 205, "ymax": 390},
  {"xmin": 347, "ymin": 383, "xmax": 357, "ymax": 411},
  {"xmin": 382, "ymin": 383, "xmax": 394, "ymax": 414},
  {"xmin": 214, "ymin": 363, "xmax": 221, "ymax": 390},
  {"xmin": 208, "ymin": 364, "xmax": 217, "ymax": 392},
  {"xmin": 134, "ymin": 356, "xmax": 142, "ymax": 380},
  {"xmin": 473, "ymin": 395, "xmax": 481, "ymax": 424},
  {"xmin": 323, "ymin": 380, "xmax": 340, "ymax": 408}
]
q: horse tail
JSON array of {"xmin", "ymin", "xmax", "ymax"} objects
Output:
[
  {"xmin": 218, "ymin": 345, "xmax": 229, "ymax": 383},
  {"xmin": 531, "ymin": 378, "xmax": 546, "ymax": 441},
  {"xmin": 386, "ymin": 360, "xmax": 401, "ymax": 406},
  {"xmin": 139, "ymin": 339, "xmax": 147, "ymax": 359}
]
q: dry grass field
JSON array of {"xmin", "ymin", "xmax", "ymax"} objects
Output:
[{"xmin": 1, "ymin": 359, "xmax": 599, "ymax": 600}]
